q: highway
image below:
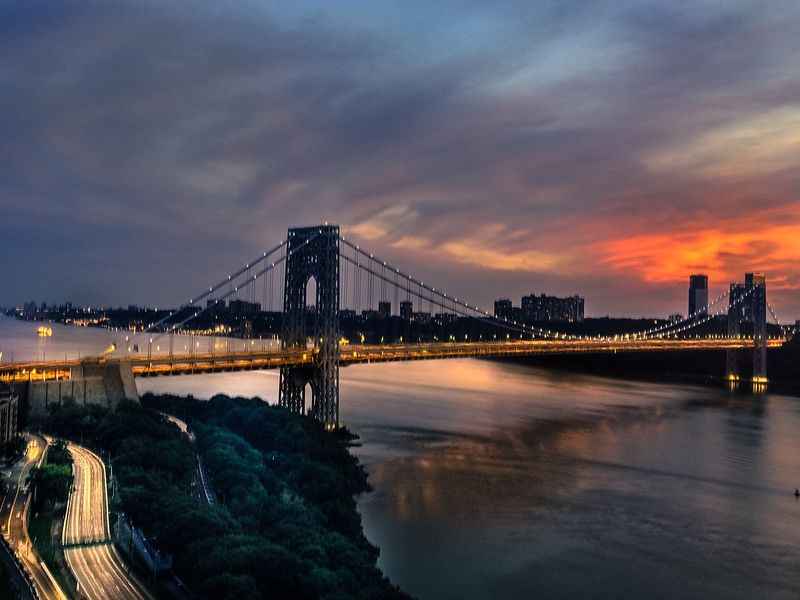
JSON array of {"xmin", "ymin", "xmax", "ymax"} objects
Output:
[
  {"xmin": 63, "ymin": 442, "xmax": 152, "ymax": 600},
  {"xmin": 0, "ymin": 434, "xmax": 68, "ymax": 600},
  {"xmin": 1, "ymin": 336, "xmax": 787, "ymax": 383},
  {"xmin": 163, "ymin": 414, "xmax": 215, "ymax": 505}
]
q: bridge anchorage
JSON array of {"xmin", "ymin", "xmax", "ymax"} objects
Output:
[{"xmin": 279, "ymin": 225, "xmax": 340, "ymax": 430}]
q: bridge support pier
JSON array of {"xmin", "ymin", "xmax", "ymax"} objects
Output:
[
  {"xmin": 725, "ymin": 306, "xmax": 740, "ymax": 382},
  {"xmin": 751, "ymin": 277, "xmax": 767, "ymax": 383},
  {"xmin": 726, "ymin": 274, "xmax": 767, "ymax": 385},
  {"xmin": 278, "ymin": 225, "xmax": 340, "ymax": 429}
]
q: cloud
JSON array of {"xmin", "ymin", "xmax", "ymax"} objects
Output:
[
  {"xmin": 596, "ymin": 204, "xmax": 800, "ymax": 306},
  {"xmin": 644, "ymin": 106, "xmax": 800, "ymax": 179},
  {"xmin": 1, "ymin": 1, "xmax": 800, "ymax": 318}
]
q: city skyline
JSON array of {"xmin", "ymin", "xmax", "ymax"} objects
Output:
[{"xmin": 2, "ymin": 2, "xmax": 799, "ymax": 318}]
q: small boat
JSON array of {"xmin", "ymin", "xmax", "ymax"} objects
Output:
[{"xmin": 37, "ymin": 326, "xmax": 53, "ymax": 337}]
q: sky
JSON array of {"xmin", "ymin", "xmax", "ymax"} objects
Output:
[{"xmin": 2, "ymin": 1, "xmax": 799, "ymax": 318}]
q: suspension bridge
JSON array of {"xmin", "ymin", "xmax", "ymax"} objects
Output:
[{"xmin": 2, "ymin": 225, "xmax": 794, "ymax": 429}]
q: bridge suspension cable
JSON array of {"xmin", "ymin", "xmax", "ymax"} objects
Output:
[
  {"xmin": 132, "ymin": 229, "xmax": 781, "ymax": 353},
  {"xmin": 768, "ymin": 302, "xmax": 795, "ymax": 339},
  {"xmin": 146, "ymin": 235, "xmax": 318, "ymax": 344},
  {"xmin": 636, "ymin": 289, "xmax": 732, "ymax": 339},
  {"xmin": 136, "ymin": 239, "xmax": 288, "ymax": 337},
  {"xmin": 340, "ymin": 237, "xmax": 581, "ymax": 340},
  {"xmin": 340, "ymin": 236, "xmax": 751, "ymax": 343},
  {"xmin": 339, "ymin": 251, "xmax": 543, "ymax": 339}
]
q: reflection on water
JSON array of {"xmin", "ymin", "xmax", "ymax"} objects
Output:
[
  {"xmin": 3, "ymin": 317, "xmax": 800, "ymax": 599},
  {"xmin": 345, "ymin": 363, "xmax": 800, "ymax": 600},
  {"xmin": 138, "ymin": 359, "xmax": 800, "ymax": 600}
]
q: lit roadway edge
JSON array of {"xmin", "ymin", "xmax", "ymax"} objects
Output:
[
  {"xmin": 0, "ymin": 337, "xmax": 787, "ymax": 383},
  {"xmin": 162, "ymin": 413, "xmax": 215, "ymax": 506},
  {"xmin": 0, "ymin": 434, "xmax": 68, "ymax": 600},
  {"xmin": 63, "ymin": 442, "xmax": 153, "ymax": 600}
]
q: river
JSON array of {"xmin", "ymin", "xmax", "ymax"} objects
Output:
[{"xmin": 2, "ymin": 316, "xmax": 799, "ymax": 599}]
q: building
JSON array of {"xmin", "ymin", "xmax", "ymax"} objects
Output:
[
  {"xmin": 434, "ymin": 313, "xmax": 457, "ymax": 327},
  {"xmin": 378, "ymin": 301, "xmax": 391, "ymax": 319},
  {"xmin": 206, "ymin": 297, "xmax": 227, "ymax": 317},
  {"xmin": 228, "ymin": 299, "xmax": 261, "ymax": 316},
  {"xmin": 400, "ymin": 300, "xmax": 413, "ymax": 321},
  {"xmin": 494, "ymin": 299, "xmax": 513, "ymax": 320},
  {"xmin": 688, "ymin": 274, "xmax": 709, "ymax": 316},
  {"xmin": 22, "ymin": 301, "xmax": 37, "ymax": 319},
  {"xmin": 668, "ymin": 313, "xmax": 683, "ymax": 323},
  {"xmin": 0, "ymin": 384, "xmax": 19, "ymax": 447},
  {"xmin": 521, "ymin": 294, "xmax": 584, "ymax": 322},
  {"xmin": 412, "ymin": 312, "xmax": 431, "ymax": 324}
]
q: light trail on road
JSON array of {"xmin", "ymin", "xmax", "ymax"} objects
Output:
[
  {"xmin": 63, "ymin": 442, "xmax": 152, "ymax": 600},
  {"xmin": 163, "ymin": 414, "xmax": 215, "ymax": 505},
  {"xmin": 1, "ymin": 336, "xmax": 787, "ymax": 383},
  {"xmin": 0, "ymin": 434, "xmax": 68, "ymax": 600}
]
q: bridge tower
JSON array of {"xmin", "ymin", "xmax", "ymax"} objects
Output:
[
  {"xmin": 726, "ymin": 273, "xmax": 767, "ymax": 383},
  {"xmin": 750, "ymin": 273, "xmax": 767, "ymax": 382},
  {"xmin": 279, "ymin": 225, "xmax": 340, "ymax": 429}
]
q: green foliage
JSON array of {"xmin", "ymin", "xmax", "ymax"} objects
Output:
[
  {"xmin": 29, "ymin": 464, "xmax": 72, "ymax": 509},
  {"xmin": 42, "ymin": 395, "xmax": 412, "ymax": 600},
  {"xmin": 143, "ymin": 393, "xmax": 412, "ymax": 600},
  {"xmin": 46, "ymin": 439, "xmax": 72, "ymax": 466}
]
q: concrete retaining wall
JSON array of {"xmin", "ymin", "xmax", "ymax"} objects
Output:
[{"xmin": 27, "ymin": 360, "xmax": 139, "ymax": 415}]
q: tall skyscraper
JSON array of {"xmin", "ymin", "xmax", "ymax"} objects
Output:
[
  {"xmin": 688, "ymin": 274, "xmax": 708, "ymax": 316},
  {"xmin": 378, "ymin": 301, "xmax": 391, "ymax": 318}
]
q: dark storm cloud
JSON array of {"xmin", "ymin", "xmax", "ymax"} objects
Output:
[{"xmin": 1, "ymin": 1, "xmax": 799, "ymax": 316}]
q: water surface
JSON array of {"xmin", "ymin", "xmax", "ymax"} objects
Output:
[{"xmin": 3, "ymin": 316, "xmax": 799, "ymax": 599}]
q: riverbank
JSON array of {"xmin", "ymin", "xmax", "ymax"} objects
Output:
[
  {"xmin": 502, "ymin": 338, "xmax": 800, "ymax": 397},
  {"xmin": 38, "ymin": 395, "xmax": 411, "ymax": 600}
]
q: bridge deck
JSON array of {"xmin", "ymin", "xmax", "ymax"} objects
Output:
[{"xmin": 0, "ymin": 338, "xmax": 784, "ymax": 382}]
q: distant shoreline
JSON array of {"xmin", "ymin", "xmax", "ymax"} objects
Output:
[{"xmin": 500, "ymin": 342, "xmax": 800, "ymax": 399}]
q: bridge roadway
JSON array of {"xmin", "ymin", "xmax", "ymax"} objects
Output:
[{"xmin": 0, "ymin": 338, "xmax": 785, "ymax": 381}]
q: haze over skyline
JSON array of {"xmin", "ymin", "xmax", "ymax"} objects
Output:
[{"xmin": 2, "ymin": 1, "xmax": 799, "ymax": 318}]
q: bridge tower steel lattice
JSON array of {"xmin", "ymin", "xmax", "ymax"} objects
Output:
[
  {"xmin": 726, "ymin": 273, "xmax": 767, "ymax": 382},
  {"xmin": 279, "ymin": 225, "xmax": 341, "ymax": 428},
  {"xmin": 751, "ymin": 274, "xmax": 767, "ymax": 381}
]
